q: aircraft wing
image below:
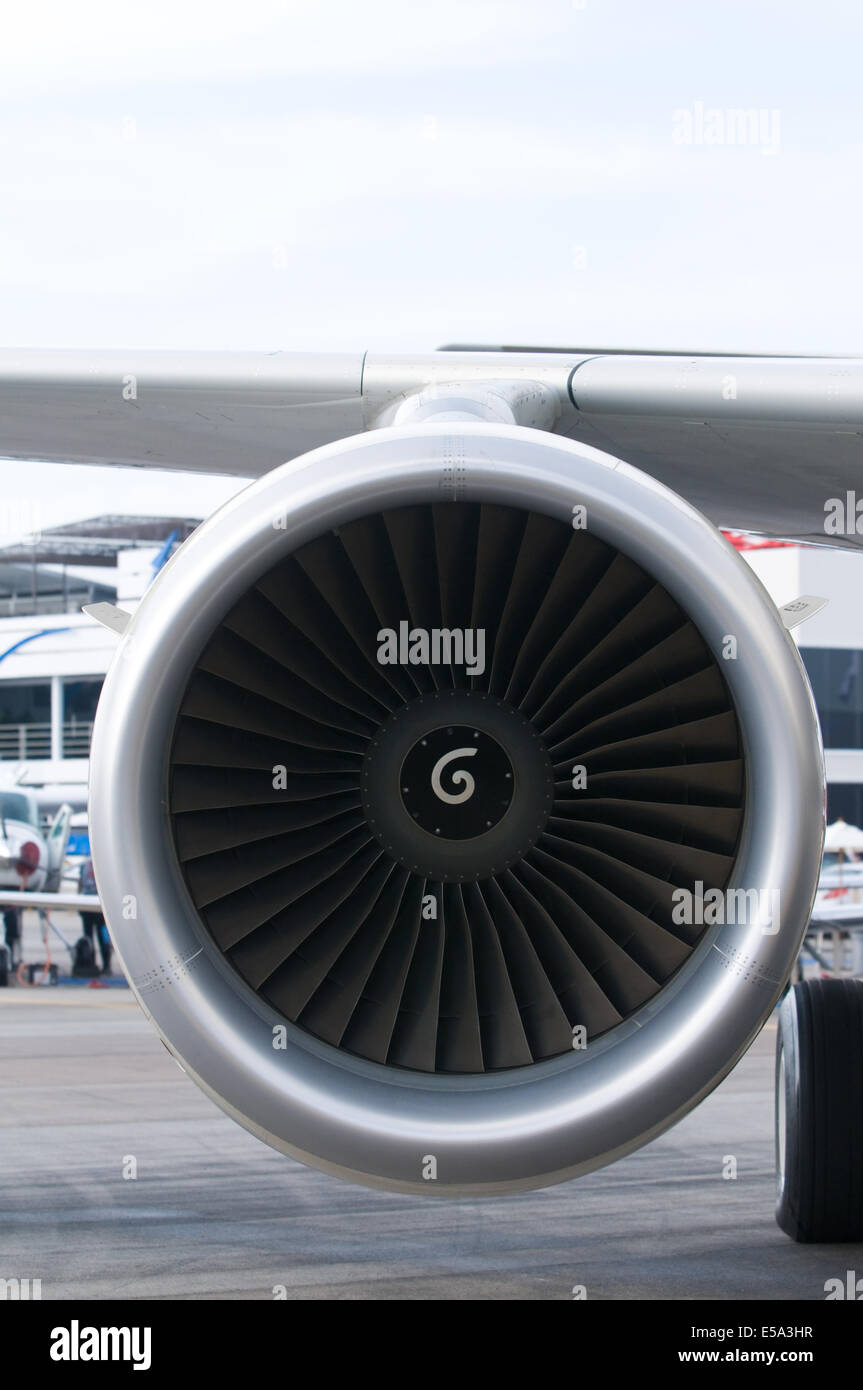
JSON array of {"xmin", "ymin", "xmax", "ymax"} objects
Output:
[
  {"xmin": 0, "ymin": 889, "xmax": 100, "ymax": 910},
  {"xmin": 1, "ymin": 346, "xmax": 863, "ymax": 547}
]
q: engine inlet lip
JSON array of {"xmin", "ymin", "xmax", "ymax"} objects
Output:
[{"xmin": 90, "ymin": 423, "xmax": 825, "ymax": 1194}]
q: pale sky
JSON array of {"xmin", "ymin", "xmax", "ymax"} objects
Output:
[{"xmin": 2, "ymin": 0, "xmax": 861, "ymax": 541}]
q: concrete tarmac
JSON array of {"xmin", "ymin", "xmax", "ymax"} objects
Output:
[{"xmin": 1, "ymin": 975, "xmax": 861, "ymax": 1300}]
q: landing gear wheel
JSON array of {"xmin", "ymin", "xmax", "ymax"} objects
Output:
[{"xmin": 775, "ymin": 979, "xmax": 863, "ymax": 1242}]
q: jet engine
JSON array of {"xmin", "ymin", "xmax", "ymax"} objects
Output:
[{"xmin": 89, "ymin": 423, "xmax": 824, "ymax": 1194}]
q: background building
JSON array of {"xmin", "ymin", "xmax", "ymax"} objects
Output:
[
  {"xmin": 743, "ymin": 540, "xmax": 863, "ymax": 825},
  {"xmin": 0, "ymin": 516, "xmax": 199, "ymax": 817}
]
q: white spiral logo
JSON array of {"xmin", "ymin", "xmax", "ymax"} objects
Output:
[{"xmin": 430, "ymin": 747, "xmax": 478, "ymax": 804}]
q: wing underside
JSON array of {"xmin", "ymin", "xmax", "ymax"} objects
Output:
[{"xmin": 1, "ymin": 346, "xmax": 862, "ymax": 546}]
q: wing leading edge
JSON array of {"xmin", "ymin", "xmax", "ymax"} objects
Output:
[{"xmin": 2, "ymin": 346, "xmax": 862, "ymax": 546}]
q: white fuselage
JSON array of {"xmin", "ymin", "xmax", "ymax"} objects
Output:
[{"xmin": 0, "ymin": 815, "xmax": 47, "ymax": 893}]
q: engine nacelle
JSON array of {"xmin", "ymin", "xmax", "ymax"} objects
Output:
[{"xmin": 90, "ymin": 424, "xmax": 824, "ymax": 1194}]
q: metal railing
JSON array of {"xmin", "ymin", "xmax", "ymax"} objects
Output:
[
  {"xmin": 0, "ymin": 587, "xmax": 109, "ymax": 619},
  {"xmin": 0, "ymin": 722, "xmax": 51, "ymax": 759},
  {"xmin": 0, "ymin": 721, "xmax": 94, "ymax": 760},
  {"xmin": 62, "ymin": 722, "xmax": 94, "ymax": 757}
]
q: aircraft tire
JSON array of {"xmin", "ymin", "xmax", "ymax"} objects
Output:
[{"xmin": 775, "ymin": 978, "xmax": 863, "ymax": 1242}]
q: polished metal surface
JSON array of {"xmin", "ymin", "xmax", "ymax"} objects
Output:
[
  {"xmin": 569, "ymin": 354, "xmax": 863, "ymax": 425},
  {"xmin": 3, "ymin": 345, "xmax": 863, "ymax": 544},
  {"xmin": 0, "ymin": 890, "xmax": 100, "ymax": 910},
  {"xmin": 89, "ymin": 423, "xmax": 825, "ymax": 1194},
  {"xmin": 0, "ymin": 347, "xmax": 365, "ymax": 475},
  {"xmin": 370, "ymin": 377, "xmax": 559, "ymax": 431}
]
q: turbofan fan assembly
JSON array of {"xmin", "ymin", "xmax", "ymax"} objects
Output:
[{"xmin": 90, "ymin": 424, "xmax": 824, "ymax": 1193}]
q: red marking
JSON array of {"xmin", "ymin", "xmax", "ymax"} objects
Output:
[
  {"xmin": 16, "ymin": 840, "xmax": 41, "ymax": 878},
  {"xmin": 722, "ymin": 531, "xmax": 799, "ymax": 552}
]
